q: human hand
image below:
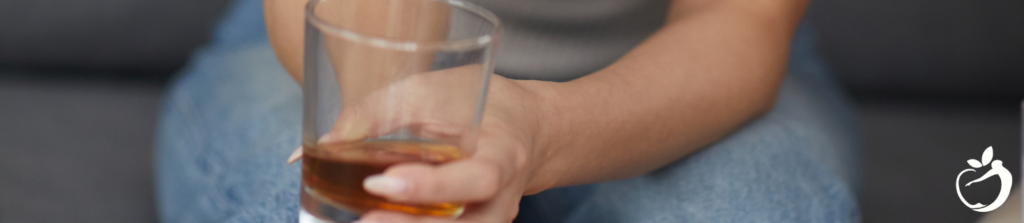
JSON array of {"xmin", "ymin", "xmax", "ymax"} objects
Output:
[{"xmin": 292, "ymin": 67, "xmax": 555, "ymax": 223}]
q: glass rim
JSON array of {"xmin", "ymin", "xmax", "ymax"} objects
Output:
[{"xmin": 305, "ymin": 0, "xmax": 503, "ymax": 52}]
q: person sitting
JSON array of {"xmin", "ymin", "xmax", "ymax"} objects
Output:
[{"xmin": 155, "ymin": 0, "xmax": 860, "ymax": 222}]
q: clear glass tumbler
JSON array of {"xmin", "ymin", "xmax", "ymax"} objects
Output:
[{"xmin": 299, "ymin": 0, "xmax": 502, "ymax": 222}]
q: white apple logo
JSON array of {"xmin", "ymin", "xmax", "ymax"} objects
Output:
[{"xmin": 956, "ymin": 146, "xmax": 1013, "ymax": 212}]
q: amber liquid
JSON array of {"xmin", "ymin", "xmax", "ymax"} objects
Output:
[{"xmin": 301, "ymin": 140, "xmax": 464, "ymax": 218}]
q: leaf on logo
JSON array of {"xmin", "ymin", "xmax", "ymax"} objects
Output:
[
  {"xmin": 968, "ymin": 159, "xmax": 983, "ymax": 168},
  {"xmin": 982, "ymin": 146, "xmax": 993, "ymax": 166}
]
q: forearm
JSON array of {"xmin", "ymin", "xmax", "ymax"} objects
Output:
[{"xmin": 523, "ymin": 0, "xmax": 809, "ymax": 193}]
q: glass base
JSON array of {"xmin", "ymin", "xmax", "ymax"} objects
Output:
[
  {"xmin": 300, "ymin": 186, "xmax": 361, "ymax": 223},
  {"xmin": 299, "ymin": 209, "xmax": 333, "ymax": 223}
]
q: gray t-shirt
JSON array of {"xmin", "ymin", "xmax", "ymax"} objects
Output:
[{"xmin": 468, "ymin": 0, "xmax": 670, "ymax": 81}]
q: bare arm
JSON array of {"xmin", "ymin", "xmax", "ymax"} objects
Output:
[
  {"xmin": 264, "ymin": 0, "xmax": 305, "ymax": 81},
  {"xmin": 523, "ymin": 0, "xmax": 809, "ymax": 192}
]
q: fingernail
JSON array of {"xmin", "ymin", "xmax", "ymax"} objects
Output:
[
  {"xmin": 340, "ymin": 119, "xmax": 371, "ymax": 142},
  {"xmin": 286, "ymin": 146, "xmax": 302, "ymax": 164},
  {"xmin": 317, "ymin": 134, "xmax": 334, "ymax": 143},
  {"xmin": 364, "ymin": 175, "xmax": 408, "ymax": 197}
]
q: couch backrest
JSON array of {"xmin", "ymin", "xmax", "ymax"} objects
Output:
[
  {"xmin": 0, "ymin": 0, "xmax": 231, "ymax": 75},
  {"xmin": 810, "ymin": 0, "xmax": 1024, "ymax": 99},
  {"xmin": 1, "ymin": 0, "xmax": 1021, "ymax": 99}
]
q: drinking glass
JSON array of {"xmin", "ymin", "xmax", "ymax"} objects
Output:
[{"xmin": 299, "ymin": 0, "xmax": 502, "ymax": 222}]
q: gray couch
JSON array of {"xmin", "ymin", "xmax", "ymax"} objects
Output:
[{"xmin": 0, "ymin": 0, "xmax": 1021, "ymax": 222}]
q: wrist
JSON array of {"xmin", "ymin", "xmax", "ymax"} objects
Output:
[{"xmin": 513, "ymin": 79, "xmax": 571, "ymax": 194}]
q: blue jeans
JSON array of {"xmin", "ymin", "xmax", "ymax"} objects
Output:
[{"xmin": 154, "ymin": 0, "xmax": 861, "ymax": 222}]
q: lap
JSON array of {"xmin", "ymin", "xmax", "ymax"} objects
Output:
[
  {"xmin": 572, "ymin": 77, "xmax": 859, "ymax": 223},
  {"xmin": 155, "ymin": 43, "xmax": 302, "ymax": 223}
]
